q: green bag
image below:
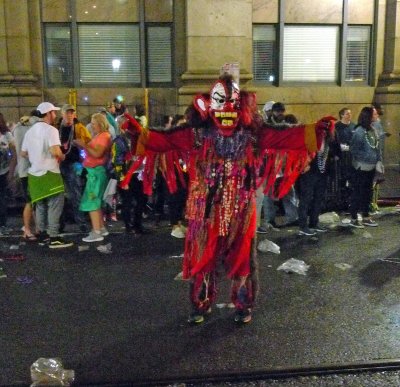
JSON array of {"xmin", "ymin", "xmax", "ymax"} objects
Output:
[{"xmin": 28, "ymin": 172, "xmax": 65, "ymax": 204}]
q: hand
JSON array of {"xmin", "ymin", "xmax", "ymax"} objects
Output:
[
  {"xmin": 340, "ymin": 144, "xmax": 349, "ymax": 152},
  {"xmin": 73, "ymin": 139, "xmax": 85, "ymax": 148},
  {"xmin": 376, "ymin": 161, "xmax": 385, "ymax": 174}
]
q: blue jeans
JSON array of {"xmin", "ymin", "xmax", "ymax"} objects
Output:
[
  {"xmin": 261, "ymin": 186, "xmax": 298, "ymax": 226},
  {"xmin": 35, "ymin": 193, "xmax": 65, "ymax": 237},
  {"xmin": 60, "ymin": 163, "xmax": 87, "ymax": 225}
]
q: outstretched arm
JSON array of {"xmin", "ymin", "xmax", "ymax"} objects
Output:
[
  {"xmin": 258, "ymin": 123, "xmax": 324, "ymax": 153},
  {"xmin": 122, "ymin": 113, "xmax": 195, "ymax": 153},
  {"xmin": 140, "ymin": 125, "xmax": 195, "ymax": 153}
]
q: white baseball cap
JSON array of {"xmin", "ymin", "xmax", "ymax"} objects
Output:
[
  {"xmin": 263, "ymin": 101, "xmax": 275, "ymax": 113},
  {"xmin": 36, "ymin": 102, "xmax": 61, "ymax": 114}
]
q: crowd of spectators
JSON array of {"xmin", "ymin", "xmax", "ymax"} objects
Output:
[{"xmin": 0, "ymin": 98, "xmax": 391, "ymax": 248}]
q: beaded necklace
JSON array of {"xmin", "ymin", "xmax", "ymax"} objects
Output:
[
  {"xmin": 365, "ymin": 129, "xmax": 379, "ymax": 149},
  {"xmin": 317, "ymin": 138, "xmax": 329, "ymax": 173},
  {"xmin": 186, "ymin": 129, "xmax": 254, "ymax": 237},
  {"xmin": 59, "ymin": 124, "xmax": 75, "ymax": 155},
  {"xmin": 202, "ymin": 127, "xmax": 251, "ymax": 159}
]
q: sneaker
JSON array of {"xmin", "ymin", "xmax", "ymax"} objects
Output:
[
  {"xmin": 370, "ymin": 210, "xmax": 381, "ymax": 216},
  {"xmin": 100, "ymin": 226, "xmax": 109, "ymax": 236},
  {"xmin": 349, "ymin": 219, "xmax": 365, "ymax": 229},
  {"xmin": 234, "ymin": 310, "xmax": 252, "ymax": 324},
  {"xmin": 82, "ymin": 231, "xmax": 104, "ymax": 243},
  {"xmin": 298, "ymin": 227, "xmax": 317, "ymax": 236},
  {"xmin": 187, "ymin": 307, "xmax": 211, "ymax": 324},
  {"xmin": 312, "ymin": 225, "xmax": 328, "ymax": 233},
  {"xmin": 257, "ymin": 226, "xmax": 268, "ymax": 234},
  {"xmin": 37, "ymin": 232, "xmax": 51, "ymax": 246},
  {"xmin": 171, "ymin": 227, "xmax": 185, "ymax": 239},
  {"xmin": 0, "ymin": 267, "xmax": 7, "ymax": 278},
  {"xmin": 187, "ymin": 313, "xmax": 205, "ymax": 324},
  {"xmin": 362, "ymin": 218, "xmax": 378, "ymax": 227},
  {"xmin": 49, "ymin": 237, "xmax": 74, "ymax": 249}
]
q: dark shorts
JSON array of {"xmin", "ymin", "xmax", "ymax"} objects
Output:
[{"xmin": 20, "ymin": 177, "xmax": 31, "ymax": 203}]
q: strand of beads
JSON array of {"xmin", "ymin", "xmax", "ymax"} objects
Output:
[
  {"xmin": 365, "ymin": 130, "xmax": 378, "ymax": 149},
  {"xmin": 317, "ymin": 139, "xmax": 329, "ymax": 173}
]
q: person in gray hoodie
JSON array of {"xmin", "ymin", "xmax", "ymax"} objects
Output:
[{"xmin": 348, "ymin": 106, "xmax": 381, "ymax": 228}]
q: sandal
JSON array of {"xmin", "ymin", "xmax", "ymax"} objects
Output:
[{"xmin": 23, "ymin": 233, "xmax": 37, "ymax": 241}]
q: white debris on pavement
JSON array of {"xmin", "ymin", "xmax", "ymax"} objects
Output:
[
  {"xmin": 168, "ymin": 253, "xmax": 184, "ymax": 259},
  {"xmin": 319, "ymin": 211, "xmax": 340, "ymax": 224},
  {"xmin": 277, "ymin": 258, "xmax": 310, "ymax": 275},
  {"xmin": 334, "ymin": 263, "xmax": 353, "ymax": 271},
  {"xmin": 96, "ymin": 243, "xmax": 112, "ymax": 254},
  {"xmin": 379, "ymin": 257, "xmax": 400, "ymax": 264},
  {"xmin": 174, "ymin": 271, "xmax": 183, "ymax": 280},
  {"xmin": 257, "ymin": 239, "xmax": 280, "ymax": 254}
]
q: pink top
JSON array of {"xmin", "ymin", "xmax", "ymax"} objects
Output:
[{"xmin": 83, "ymin": 131, "xmax": 111, "ymax": 168}]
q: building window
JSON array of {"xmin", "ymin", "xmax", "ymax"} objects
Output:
[
  {"xmin": 43, "ymin": 22, "xmax": 173, "ymax": 87},
  {"xmin": 146, "ymin": 25, "xmax": 172, "ymax": 84},
  {"xmin": 78, "ymin": 24, "xmax": 141, "ymax": 85},
  {"xmin": 44, "ymin": 25, "xmax": 73, "ymax": 86},
  {"xmin": 283, "ymin": 26, "xmax": 339, "ymax": 82},
  {"xmin": 252, "ymin": 25, "xmax": 276, "ymax": 83},
  {"xmin": 345, "ymin": 26, "xmax": 371, "ymax": 82}
]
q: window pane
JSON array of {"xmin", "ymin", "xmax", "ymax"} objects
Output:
[
  {"xmin": 44, "ymin": 25, "xmax": 73, "ymax": 86},
  {"xmin": 283, "ymin": 26, "xmax": 339, "ymax": 82},
  {"xmin": 253, "ymin": 25, "xmax": 276, "ymax": 82},
  {"xmin": 147, "ymin": 26, "xmax": 172, "ymax": 83},
  {"xmin": 345, "ymin": 26, "xmax": 370, "ymax": 82},
  {"xmin": 78, "ymin": 24, "xmax": 140, "ymax": 84}
]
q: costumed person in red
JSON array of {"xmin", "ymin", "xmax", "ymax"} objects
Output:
[{"xmin": 121, "ymin": 74, "xmax": 326, "ymax": 324}]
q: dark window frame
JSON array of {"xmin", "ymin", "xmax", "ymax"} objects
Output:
[
  {"xmin": 42, "ymin": 18, "xmax": 174, "ymax": 88},
  {"xmin": 76, "ymin": 22, "xmax": 142, "ymax": 88},
  {"xmin": 252, "ymin": 24, "xmax": 278, "ymax": 85},
  {"xmin": 252, "ymin": 20, "xmax": 374, "ymax": 87},
  {"xmin": 344, "ymin": 25, "xmax": 372, "ymax": 85},
  {"xmin": 145, "ymin": 22, "xmax": 174, "ymax": 87},
  {"xmin": 43, "ymin": 23, "xmax": 74, "ymax": 88}
]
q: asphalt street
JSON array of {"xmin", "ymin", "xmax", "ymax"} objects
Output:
[{"xmin": 2, "ymin": 207, "xmax": 400, "ymax": 386}]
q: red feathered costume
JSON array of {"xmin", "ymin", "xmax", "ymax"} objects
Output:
[{"xmin": 122, "ymin": 75, "xmax": 326, "ymax": 324}]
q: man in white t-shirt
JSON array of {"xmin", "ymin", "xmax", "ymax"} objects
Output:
[{"xmin": 21, "ymin": 102, "xmax": 73, "ymax": 249}]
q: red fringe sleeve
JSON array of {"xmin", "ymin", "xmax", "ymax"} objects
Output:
[{"xmin": 257, "ymin": 123, "xmax": 313, "ymax": 198}]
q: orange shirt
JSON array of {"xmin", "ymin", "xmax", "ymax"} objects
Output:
[{"xmin": 83, "ymin": 131, "xmax": 111, "ymax": 168}]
